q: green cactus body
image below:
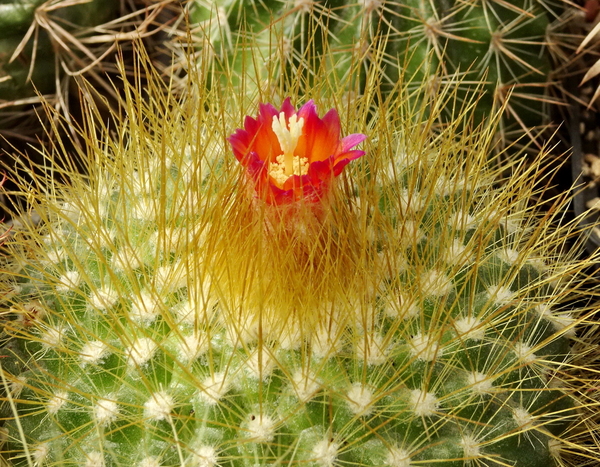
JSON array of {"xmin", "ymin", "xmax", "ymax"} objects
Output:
[
  {"xmin": 188, "ymin": 0, "xmax": 559, "ymax": 140},
  {"xmin": 0, "ymin": 62, "xmax": 593, "ymax": 466}
]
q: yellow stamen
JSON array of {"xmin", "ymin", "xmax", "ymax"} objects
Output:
[
  {"xmin": 269, "ymin": 155, "xmax": 309, "ymax": 186},
  {"xmin": 271, "ymin": 112, "xmax": 305, "ymax": 175}
]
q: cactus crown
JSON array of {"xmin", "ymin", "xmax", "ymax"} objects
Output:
[{"xmin": 0, "ymin": 41, "xmax": 598, "ymax": 467}]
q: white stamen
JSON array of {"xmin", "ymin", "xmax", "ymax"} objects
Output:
[{"xmin": 271, "ymin": 112, "xmax": 305, "ymax": 175}]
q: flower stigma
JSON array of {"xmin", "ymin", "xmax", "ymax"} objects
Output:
[{"xmin": 271, "ymin": 112, "xmax": 305, "ymax": 176}]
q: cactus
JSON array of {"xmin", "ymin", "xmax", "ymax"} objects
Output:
[
  {"xmin": 184, "ymin": 0, "xmax": 567, "ymax": 145},
  {"xmin": 0, "ymin": 0, "xmax": 180, "ymax": 140},
  {"xmin": 0, "ymin": 1, "xmax": 118, "ymax": 110},
  {"xmin": 0, "ymin": 46, "xmax": 598, "ymax": 467}
]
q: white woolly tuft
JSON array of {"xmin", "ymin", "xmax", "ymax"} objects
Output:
[
  {"xmin": 449, "ymin": 210, "xmax": 478, "ymax": 231},
  {"xmin": 32, "ymin": 443, "xmax": 50, "ymax": 465},
  {"xmin": 514, "ymin": 341, "xmax": 537, "ymax": 364},
  {"xmin": 385, "ymin": 446, "xmax": 412, "ymax": 467},
  {"xmin": 138, "ymin": 457, "xmax": 161, "ymax": 467},
  {"xmin": 154, "ymin": 263, "xmax": 188, "ymax": 292},
  {"xmin": 175, "ymin": 332, "xmax": 208, "ymax": 362},
  {"xmin": 355, "ymin": 333, "xmax": 388, "ymax": 365},
  {"xmin": 144, "ymin": 391, "xmax": 175, "ymax": 421},
  {"xmin": 84, "ymin": 451, "xmax": 105, "ymax": 467},
  {"xmin": 44, "ymin": 247, "xmax": 67, "ymax": 265},
  {"xmin": 90, "ymin": 286, "xmax": 119, "ymax": 311},
  {"xmin": 382, "ymin": 294, "xmax": 420, "ymax": 320},
  {"xmin": 245, "ymin": 413, "xmax": 277, "ymax": 442},
  {"xmin": 467, "ymin": 372, "xmax": 494, "ymax": 395},
  {"xmin": 346, "ymin": 383, "xmax": 375, "ymax": 416},
  {"xmin": 9, "ymin": 375, "xmax": 27, "ymax": 398},
  {"xmin": 409, "ymin": 389, "xmax": 439, "ymax": 417},
  {"xmin": 127, "ymin": 337, "xmax": 158, "ymax": 367},
  {"xmin": 398, "ymin": 189, "xmax": 425, "ymax": 213},
  {"xmin": 420, "ymin": 269, "xmax": 453, "ymax": 296},
  {"xmin": 454, "ymin": 315, "xmax": 485, "ymax": 341},
  {"xmin": 513, "ymin": 407, "xmax": 534, "ymax": 429},
  {"xmin": 497, "ymin": 248, "xmax": 520, "ymax": 265},
  {"xmin": 244, "ymin": 348, "xmax": 276, "ymax": 380},
  {"xmin": 197, "ymin": 372, "xmax": 230, "ymax": 405},
  {"xmin": 291, "ymin": 369, "xmax": 320, "ymax": 402},
  {"xmin": 131, "ymin": 198, "xmax": 156, "ymax": 221},
  {"xmin": 486, "ymin": 285, "xmax": 514, "ymax": 305},
  {"xmin": 55, "ymin": 270, "xmax": 82, "ymax": 292},
  {"xmin": 111, "ymin": 247, "xmax": 142, "ymax": 272},
  {"xmin": 536, "ymin": 304, "xmax": 576, "ymax": 337},
  {"xmin": 311, "ymin": 437, "xmax": 340, "ymax": 467},
  {"xmin": 80, "ymin": 340, "xmax": 110, "ymax": 366},
  {"xmin": 94, "ymin": 398, "xmax": 119, "ymax": 426},
  {"xmin": 443, "ymin": 239, "xmax": 474, "ymax": 266},
  {"xmin": 130, "ymin": 290, "xmax": 162, "ymax": 325},
  {"xmin": 47, "ymin": 391, "xmax": 69, "ymax": 415},
  {"xmin": 398, "ymin": 220, "xmax": 424, "ymax": 247},
  {"xmin": 41, "ymin": 325, "xmax": 67, "ymax": 349},
  {"xmin": 548, "ymin": 439, "xmax": 563, "ymax": 459},
  {"xmin": 149, "ymin": 227, "xmax": 185, "ymax": 254},
  {"xmin": 311, "ymin": 322, "xmax": 344, "ymax": 359},
  {"xmin": 187, "ymin": 446, "xmax": 219, "ymax": 467},
  {"xmin": 460, "ymin": 434, "xmax": 481, "ymax": 460},
  {"xmin": 410, "ymin": 334, "xmax": 442, "ymax": 361}
]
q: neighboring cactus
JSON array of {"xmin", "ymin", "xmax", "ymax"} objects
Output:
[
  {"xmin": 0, "ymin": 0, "xmax": 118, "ymax": 124},
  {"xmin": 0, "ymin": 0, "xmax": 179, "ymax": 140},
  {"xmin": 0, "ymin": 51, "xmax": 598, "ymax": 467},
  {"xmin": 185, "ymin": 0, "xmax": 566, "ymax": 144}
]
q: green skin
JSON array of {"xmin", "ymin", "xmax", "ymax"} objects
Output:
[
  {"xmin": 0, "ymin": 133, "xmax": 578, "ymax": 466},
  {"xmin": 189, "ymin": 0, "xmax": 553, "ymax": 131}
]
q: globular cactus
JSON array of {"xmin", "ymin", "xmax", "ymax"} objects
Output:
[
  {"xmin": 0, "ymin": 52, "xmax": 598, "ymax": 467},
  {"xmin": 185, "ymin": 0, "xmax": 566, "ymax": 144}
]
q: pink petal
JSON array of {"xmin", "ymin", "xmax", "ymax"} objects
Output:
[{"xmin": 340, "ymin": 133, "xmax": 367, "ymax": 152}]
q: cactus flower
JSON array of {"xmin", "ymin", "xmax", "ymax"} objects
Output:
[{"xmin": 228, "ymin": 98, "xmax": 366, "ymax": 204}]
